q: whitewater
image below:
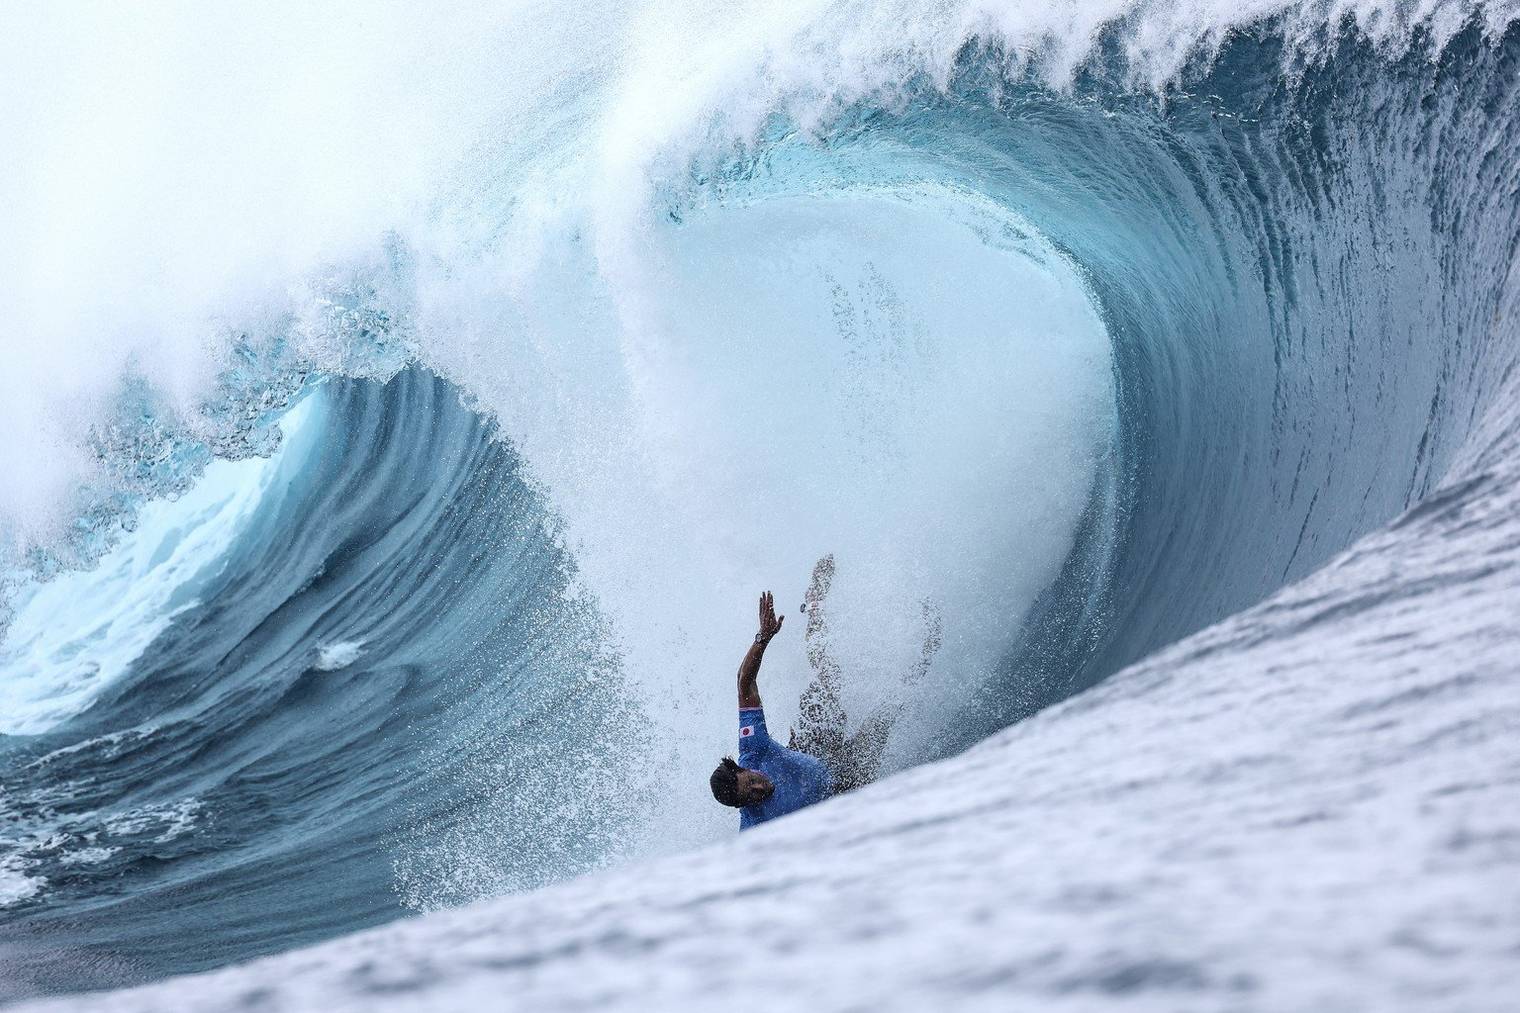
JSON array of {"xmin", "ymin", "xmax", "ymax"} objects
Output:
[{"xmin": 1, "ymin": 1, "xmax": 1518, "ymax": 1009}]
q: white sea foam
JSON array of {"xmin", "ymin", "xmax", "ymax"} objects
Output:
[
  {"xmin": 24, "ymin": 726, "xmax": 160, "ymax": 770},
  {"xmin": 0, "ymin": 789, "xmax": 50, "ymax": 909},
  {"xmin": 0, "ymin": 854, "xmax": 46, "ymax": 909},
  {"xmin": 56, "ymin": 846, "xmax": 120, "ymax": 868},
  {"xmin": 313, "ymin": 640, "xmax": 366, "ymax": 671},
  {"xmin": 0, "ymin": 785, "xmax": 199, "ymax": 912},
  {"xmin": 102, "ymin": 798, "xmax": 203, "ymax": 844}
]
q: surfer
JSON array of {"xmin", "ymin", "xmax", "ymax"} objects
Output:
[{"xmin": 709, "ymin": 557, "xmax": 941, "ymax": 829}]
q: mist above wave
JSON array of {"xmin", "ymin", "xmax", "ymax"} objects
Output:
[{"xmin": 2, "ymin": 0, "xmax": 1506, "ymax": 554}]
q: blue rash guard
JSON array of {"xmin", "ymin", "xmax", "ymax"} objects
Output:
[{"xmin": 738, "ymin": 706, "xmax": 832, "ymax": 830}]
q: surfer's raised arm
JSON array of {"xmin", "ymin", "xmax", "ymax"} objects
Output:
[{"xmin": 737, "ymin": 591, "xmax": 784, "ymax": 709}]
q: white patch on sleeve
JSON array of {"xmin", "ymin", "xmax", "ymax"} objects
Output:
[{"xmin": 740, "ymin": 726, "xmax": 754, "ymax": 738}]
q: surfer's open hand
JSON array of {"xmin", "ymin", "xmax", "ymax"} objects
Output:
[{"xmin": 756, "ymin": 591, "xmax": 784, "ymax": 644}]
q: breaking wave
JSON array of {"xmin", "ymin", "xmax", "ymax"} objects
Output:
[{"xmin": 2, "ymin": 1, "xmax": 1517, "ymax": 999}]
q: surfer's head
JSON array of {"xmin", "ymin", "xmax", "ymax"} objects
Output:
[{"xmin": 710, "ymin": 756, "xmax": 773, "ymax": 807}]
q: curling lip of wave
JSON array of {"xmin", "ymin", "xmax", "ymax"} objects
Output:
[
  {"xmin": 0, "ymin": 395, "xmax": 322, "ymax": 736},
  {"xmin": 0, "ymin": 0, "xmax": 1506, "ymax": 566}
]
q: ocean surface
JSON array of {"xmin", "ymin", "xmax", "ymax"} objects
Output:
[{"xmin": 1, "ymin": 2, "xmax": 1517, "ymax": 1008}]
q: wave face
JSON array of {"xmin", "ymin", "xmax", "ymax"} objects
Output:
[
  {"xmin": 2, "ymin": 2, "xmax": 1519, "ymax": 999},
  {"xmin": 1, "ymin": 375, "xmax": 646, "ymax": 990}
]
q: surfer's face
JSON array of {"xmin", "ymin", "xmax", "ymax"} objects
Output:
[{"xmin": 736, "ymin": 768, "xmax": 774, "ymax": 805}]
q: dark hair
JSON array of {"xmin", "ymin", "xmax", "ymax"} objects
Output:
[{"xmin": 710, "ymin": 756, "xmax": 743, "ymax": 807}]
